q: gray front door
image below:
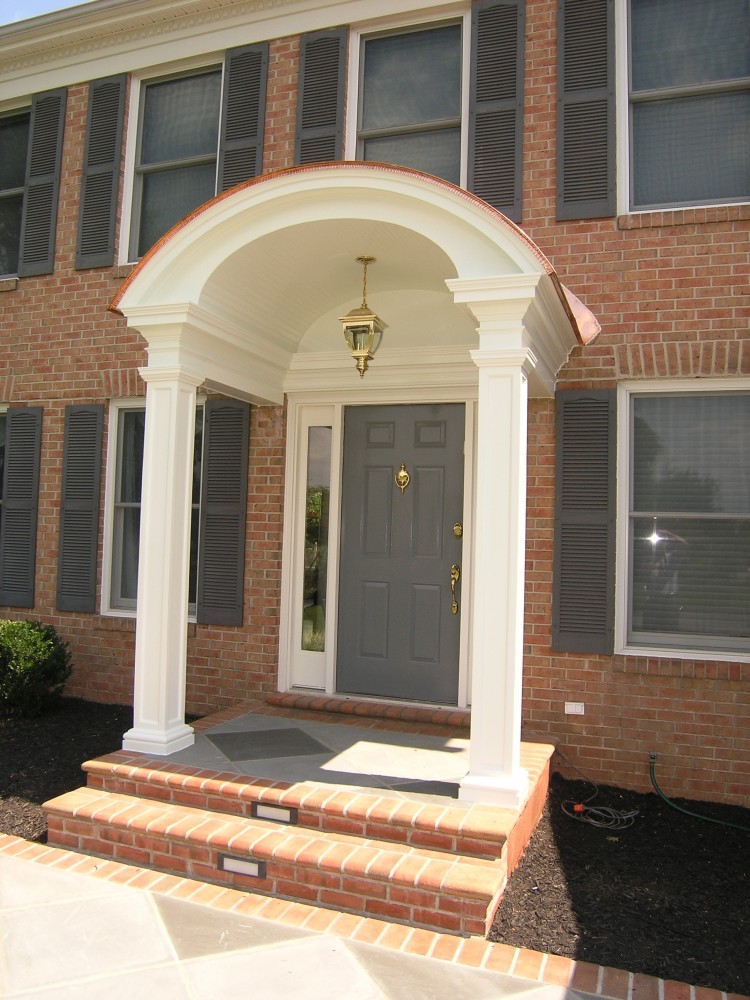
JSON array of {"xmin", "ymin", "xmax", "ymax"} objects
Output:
[{"xmin": 337, "ymin": 403, "xmax": 465, "ymax": 703}]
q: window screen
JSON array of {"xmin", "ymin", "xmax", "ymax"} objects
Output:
[
  {"xmin": 132, "ymin": 70, "xmax": 221, "ymax": 258},
  {"xmin": 629, "ymin": 0, "xmax": 750, "ymax": 209},
  {"xmin": 0, "ymin": 113, "xmax": 30, "ymax": 276},
  {"xmin": 628, "ymin": 392, "xmax": 750, "ymax": 652},
  {"xmin": 359, "ymin": 24, "xmax": 462, "ymax": 185},
  {"xmin": 111, "ymin": 406, "xmax": 203, "ymax": 611}
]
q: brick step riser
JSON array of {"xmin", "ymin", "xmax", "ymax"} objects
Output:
[
  {"xmin": 45, "ymin": 809, "xmax": 497, "ymax": 937},
  {"xmin": 83, "ymin": 767, "xmax": 505, "ymax": 862}
]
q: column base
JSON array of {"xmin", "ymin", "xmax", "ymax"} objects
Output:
[
  {"xmin": 122, "ymin": 723, "xmax": 195, "ymax": 756},
  {"xmin": 459, "ymin": 768, "xmax": 529, "ymax": 809}
]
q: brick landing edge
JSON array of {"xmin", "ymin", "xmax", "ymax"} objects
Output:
[{"xmin": 1, "ymin": 835, "xmax": 744, "ymax": 1000}]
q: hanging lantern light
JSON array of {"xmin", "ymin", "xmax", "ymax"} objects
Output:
[{"xmin": 338, "ymin": 255, "xmax": 386, "ymax": 378}]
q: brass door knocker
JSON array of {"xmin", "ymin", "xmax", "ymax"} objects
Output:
[{"xmin": 395, "ymin": 463, "xmax": 410, "ymax": 493}]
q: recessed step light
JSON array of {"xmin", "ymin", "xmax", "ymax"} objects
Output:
[
  {"xmin": 218, "ymin": 854, "xmax": 267, "ymax": 879},
  {"xmin": 251, "ymin": 803, "xmax": 297, "ymax": 824}
]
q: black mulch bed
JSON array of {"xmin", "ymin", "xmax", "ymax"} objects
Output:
[
  {"xmin": 489, "ymin": 772, "xmax": 750, "ymax": 996},
  {"xmin": 1, "ymin": 699, "xmax": 748, "ymax": 995}
]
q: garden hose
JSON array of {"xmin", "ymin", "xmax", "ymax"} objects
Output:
[
  {"xmin": 555, "ymin": 748, "xmax": 640, "ymax": 829},
  {"xmin": 649, "ymin": 759, "xmax": 750, "ymax": 834}
]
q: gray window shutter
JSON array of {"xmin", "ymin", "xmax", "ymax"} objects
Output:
[
  {"xmin": 76, "ymin": 76, "xmax": 126, "ymax": 269},
  {"xmin": 557, "ymin": 0, "xmax": 615, "ymax": 220},
  {"xmin": 552, "ymin": 390, "xmax": 616, "ymax": 653},
  {"xmin": 18, "ymin": 89, "xmax": 66, "ymax": 277},
  {"xmin": 295, "ymin": 27, "xmax": 347, "ymax": 164},
  {"xmin": 468, "ymin": 0, "xmax": 524, "ymax": 222},
  {"xmin": 56, "ymin": 405, "xmax": 103, "ymax": 613},
  {"xmin": 197, "ymin": 399, "xmax": 250, "ymax": 626},
  {"xmin": 0, "ymin": 407, "xmax": 43, "ymax": 608},
  {"xmin": 218, "ymin": 44, "xmax": 269, "ymax": 192}
]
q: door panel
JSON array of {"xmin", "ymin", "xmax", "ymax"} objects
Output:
[
  {"xmin": 337, "ymin": 403, "xmax": 465, "ymax": 703},
  {"xmin": 413, "ymin": 467, "xmax": 444, "ymax": 557}
]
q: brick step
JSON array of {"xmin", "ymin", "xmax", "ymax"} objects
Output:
[
  {"xmin": 83, "ymin": 753, "xmax": 511, "ymax": 860},
  {"xmin": 264, "ymin": 692, "xmax": 470, "ymax": 730},
  {"xmin": 44, "ymin": 786, "xmax": 506, "ymax": 936}
]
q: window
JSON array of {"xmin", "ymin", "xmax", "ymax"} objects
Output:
[
  {"xmin": 131, "ymin": 69, "xmax": 222, "ymax": 259},
  {"xmin": 0, "ymin": 113, "xmax": 30, "ymax": 276},
  {"xmin": 110, "ymin": 403, "xmax": 203, "ymax": 612},
  {"xmin": 357, "ymin": 23, "xmax": 463, "ymax": 185},
  {"xmin": 629, "ymin": 0, "xmax": 750, "ymax": 209},
  {"xmin": 626, "ymin": 389, "xmax": 750, "ymax": 654}
]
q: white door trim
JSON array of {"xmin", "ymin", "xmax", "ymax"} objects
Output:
[{"xmin": 279, "ymin": 383, "xmax": 477, "ymax": 709}]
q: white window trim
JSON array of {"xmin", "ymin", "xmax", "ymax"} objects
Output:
[
  {"xmin": 101, "ymin": 396, "xmax": 205, "ymax": 620},
  {"xmin": 119, "ymin": 55, "xmax": 224, "ymax": 267},
  {"xmin": 615, "ymin": 0, "xmax": 750, "ymax": 217},
  {"xmin": 615, "ymin": 377, "xmax": 750, "ymax": 663},
  {"xmin": 344, "ymin": 8, "xmax": 471, "ymax": 189},
  {"xmin": 279, "ymin": 391, "xmax": 475, "ymax": 708}
]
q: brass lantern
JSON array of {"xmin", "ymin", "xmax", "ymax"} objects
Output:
[{"xmin": 338, "ymin": 255, "xmax": 386, "ymax": 378}]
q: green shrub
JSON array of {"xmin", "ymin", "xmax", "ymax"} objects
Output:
[{"xmin": 0, "ymin": 620, "xmax": 72, "ymax": 718}]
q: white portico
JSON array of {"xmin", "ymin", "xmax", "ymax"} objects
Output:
[{"xmin": 111, "ymin": 162, "xmax": 598, "ymax": 809}]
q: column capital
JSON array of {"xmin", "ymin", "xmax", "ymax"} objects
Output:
[
  {"xmin": 138, "ymin": 364, "xmax": 205, "ymax": 388},
  {"xmin": 448, "ymin": 271, "xmax": 582, "ymax": 399},
  {"xmin": 470, "ymin": 346, "xmax": 538, "ymax": 378}
]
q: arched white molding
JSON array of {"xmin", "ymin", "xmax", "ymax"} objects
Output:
[{"xmin": 112, "ymin": 163, "xmax": 596, "ymax": 403}]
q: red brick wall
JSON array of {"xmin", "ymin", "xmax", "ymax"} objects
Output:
[
  {"xmin": 518, "ymin": 1, "xmax": 750, "ymax": 806},
  {"xmin": 263, "ymin": 36, "xmax": 300, "ymax": 174},
  {"xmin": 1, "ymin": 6, "xmax": 748, "ymax": 805}
]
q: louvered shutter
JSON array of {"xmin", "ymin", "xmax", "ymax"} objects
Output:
[
  {"xmin": 18, "ymin": 89, "xmax": 66, "ymax": 277},
  {"xmin": 295, "ymin": 28, "xmax": 347, "ymax": 164},
  {"xmin": 56, "ymin": 405, "xmax": 103, "ymax": 612},
  {"xmin": 552, "ymin": 390, "xmax": 616, "ymax": 653},
  {"xmin": 557, "ymin": 0, "xmax": 615, "ymax": 219},
  {"xmin": 76, "ymin": 76, "xmax": 126, "ymax": 269},
  {"xmin": 0, "ymin": 408, "xmax": 43, "ymax": 608},
  {"xmin": 218, "ymin": 44, "xmax": 268, "ymax": 192},
  {"xmin": 468, "ymin": 0, "xmax": 524, "ymax": 222},
  {"xmin": 196, "ymin": 400, "xmax": 250, "ymax": 626}
]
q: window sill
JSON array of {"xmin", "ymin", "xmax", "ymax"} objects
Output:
[
  {"xmin": 617, "ymin": 641, "xmax": 750, "ymax": 666},
  {"xmin": 100, "ymin": 609, "xmax": 198, "ymax": 631},
  {"xmin": 618, "ymin": 203, "xmax": 750, "ymax": 230},
  {"xmin": 0, "ymin": 277, "xmax": 19, "ymax": 293}
]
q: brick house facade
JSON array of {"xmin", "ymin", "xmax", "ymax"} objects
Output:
[{"xmin": 0, "ymin": 0, "xmax": 748, "ymax": 806}]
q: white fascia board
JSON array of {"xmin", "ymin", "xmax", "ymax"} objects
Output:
[
  {"xmin": 284, "ymin": 345, "xmax": 479, "ymax": 400},
  {"xmin": 0, "ymin": 0, "xmax": 467, "ymax": 100}
]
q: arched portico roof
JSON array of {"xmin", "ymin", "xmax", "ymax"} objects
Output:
[{"xmin": 111, "ymin": 162, "xmax": 599, "ymax": 402}]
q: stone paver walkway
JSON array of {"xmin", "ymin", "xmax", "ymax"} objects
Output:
[{"xmin": 2, "ymin": 835, "xmax": 743, "ymax": 1000}]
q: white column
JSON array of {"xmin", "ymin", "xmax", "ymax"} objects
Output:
[
  {"xmin": 446, "ymin": 276, "xmax": 552, "ymax": 809},
  {"xmin": 459, "ymin": 347, "xmax": 534, "ymax": 808},
  {"xmin": 122, "ymin": 365, "xmax": 203, "ymax": 755}
]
